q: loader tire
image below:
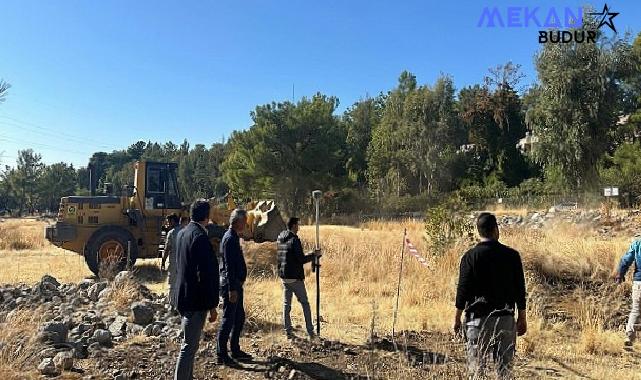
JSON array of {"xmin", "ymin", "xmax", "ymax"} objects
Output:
[{"xmin": 85, "ymin": 226, "xmax": 138, "ymax": 277}]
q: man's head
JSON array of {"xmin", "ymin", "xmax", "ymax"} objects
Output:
[
  {"xmin": 229, "ymin": 208, "xmax": 248, "ymax": 233},
  {"xmin": 191, "ymin": 199, "xmax": 211, "ymax": 225},
  {"xmin": 287, "ymin": 217, "xmax": 300, "ymax": 234},
  {"xmin": 180, "ymin": 216, "xmax": 190, "ymax": 226},
  {"xmin": 166, "ymin": 214, "xmax": 179, "ymax": 229},
  {"xmin": 476, "ymin": 212, "xmax": 499, "ymax": 240}
]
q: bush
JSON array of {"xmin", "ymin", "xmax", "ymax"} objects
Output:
[{"xmin": 424, "ymin": 197, "xmax": 472, "ymax": 255}]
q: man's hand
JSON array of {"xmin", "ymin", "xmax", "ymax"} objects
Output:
[
  {"xmin": 453, "ymin": 309, "xmax": 463, "ymax": 337},
  {"xmin": 453, "ymin": 318, "xmax": 462, "ymax": 336},
  {"xmin": 516, "ymin": 311, "xmax": 527, "ymax": 336},
  {"xmin": 613, "ymin": 271, "xmax": 623, "ymax": 284},
  {"xmin": 313, "ymin": 249, "xmax": 322, "ymax": 258},
  {"xmin": 208, "ymin": 309, "xmax": 217, "ymax": 323},
  {"xmin": 229, "ymin": 290, "xmax": 238, "ymax": 304}
]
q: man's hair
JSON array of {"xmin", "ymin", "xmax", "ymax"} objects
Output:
[
  {"xmin": 476, "ymin": 212, "xmax": 498, "ymax": 238},
  {"xmin": 229, "ymin": 208, "xmax": 247, "ymax": 227},
  {"xmin": 166, "ymin": 214, "xmax": 179, "ymax": 225},
  {"xmin": 287, "ymin": 217, "xmax": 299, "ymax": 230},
  {"xmin": 190, "ymin": 199, "xmax": 211, "ymax": 222}
]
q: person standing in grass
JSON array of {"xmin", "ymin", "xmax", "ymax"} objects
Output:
[
  {"xmin": 614, "ymin": 239, "xmax": 641, "ymax": 346},
  {"xmin": 161, "ymin": 213, "xmax": 181, "ymax": 308},
  {"xmin": 217, "ymin": 209, "xmax": 252, "ymax": 365},
  {"xmin": 276, "ymin": 217, "xmax": 321, "ymax": 339},
  {"xmin": 453, "ymin": 212, "xmax": 527, "ymax": 379},
  {"xmin": 173, "ymin": 200, "xmax": 219, "ymax": 380}
]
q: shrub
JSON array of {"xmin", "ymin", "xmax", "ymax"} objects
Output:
[{"xmin": 424, "ymin": 197, "xmax": 472, "ymax": 255}]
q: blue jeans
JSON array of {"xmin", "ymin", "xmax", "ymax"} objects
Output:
[
  {"xmin": 174, "ymin": 310, "xmax": 207, "ymax": 380},
  {"xmin": 283, "ymin": 280, "xmax": 314, "ymax": 335},
  {"xmin": 216, "ymin": 287, "xmax": 245, "ymax": 356}
]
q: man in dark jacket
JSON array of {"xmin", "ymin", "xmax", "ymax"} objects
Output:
[
  {"xmin": 216, "ymin": 209, "xmax": 251, "ymax": 364},
  {"xmin": 277, "ymin": 217, "xmax": 320, "ymax": 338},
  {"xmin": 453, "ymin": 212, "xmax": 527, "ymax": 379},
  {"xmin": 172, "ymin": 200, "xmax": 219, "ymax": 380}
]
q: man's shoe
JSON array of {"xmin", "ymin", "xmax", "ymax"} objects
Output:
[
  {"xmin": 624, "ymin": 338, "xmax": 634, "ymax": 348},
  {"xmin": 230, "ymin": 350, "xmax": 253, "ymax": 361},
  {"xmin": 216, "ymin": 355, "xmax": 236, "ymax": 366},
  {"xmin": 286, "ymin": 331, "xmax": 295, "ymax": 340}
]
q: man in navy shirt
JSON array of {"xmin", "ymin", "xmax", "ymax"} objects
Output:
[
  {"xmin": 217, "ymin": 208, "xmax": 251, "ymax": 364},
  {"xmin": 172, "ymin": 200, "xmax": 219, "ymax": 380}
]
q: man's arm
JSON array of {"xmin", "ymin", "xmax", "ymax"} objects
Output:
[
  {"xmin": 514, "ymin": 252, "xmax": 526, "ymax": 312},
  {"xmin": 161, "ymin": 229, "xmax": 174, "ymax": 268},
  {"xmin": 453, "ymin": 254, "xmax": 472, "ymax": 332},
  {"xmin": 223, "ymin": 237, "xmax": 242, "ymax": 292},
  {"xmin": 616, "ymin": 241, "xmax": 638, "ymax": 281},
  {"xmin": 293, "ymin": 237, "xmax": 314, "ymax": 264},
  {"xmin": 194, "ymin": 234, "xmax": 219, "ymax": 310},
  {"xmin": 514, "ymin": 251, "xmax": 527, "ymax": 336}
]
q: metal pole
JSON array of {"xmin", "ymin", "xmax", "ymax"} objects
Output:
[
  {"xmin": 312, "ymin": 190, "xmax": 322, "ymax": 335},
  {"xmin": 392, "ymin": 228, "xmax": 407, "ymax": 347}
]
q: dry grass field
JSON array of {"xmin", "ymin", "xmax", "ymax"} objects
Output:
[{"xmin": 2, "ymin": 216, "xmax": 641, "ymax": 378}]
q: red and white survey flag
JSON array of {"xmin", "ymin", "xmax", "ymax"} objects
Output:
[{"xmin": 405, "ymin": 236, "xmax": 431, "ymax": 268}]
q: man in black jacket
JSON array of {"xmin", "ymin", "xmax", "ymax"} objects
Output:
[
  {"xmin": 277, "ymin": 217, "xmax": 320, "ymax": 338},
  {"xmin": 216, "ymin": 208, "xmax": 251, "ymax": 364},
  {"xmin": 172, "ymin": 200, "xmax": 219, "ymax": 380},
  {"xmin": 453, "ymin": 212, "xmax": 527, "ymax": 379}
]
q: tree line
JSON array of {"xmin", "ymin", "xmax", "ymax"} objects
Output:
[{"xmin": 1, "ymin": 26, "xmax": 641, "ymax": 216}]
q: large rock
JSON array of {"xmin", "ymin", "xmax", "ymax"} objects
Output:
[
  {"xmin": 53, "ymin": 351, "xmax": 74, "ymax": 370},
  {"xmin": 88, "ymin": 282, "xmax": 108, "ymax": 302},
  {"xmin": 38, "ymin": 358, "xmax": 60, "ymax": 377},
  {"xmin": 39, "ymin": 275, "xmax": 60, "ymax": 289},
  {"xmin": 39, "ymin": 321, "xmax": 68, "ymax": 344},
  {"xmin": 93, "ymin": 329, "xmax": 112, "ymax": 346},
  {"xmin": 131, "ymin": 302, "xmax": 154, "ymax": 325},
  {"xmin": 113, "ymin": 271, "xmax": 133, "ymax": 286},
  {"xmin": 109, "ymin": 316, "xmax": 128, "ymax": 337}
]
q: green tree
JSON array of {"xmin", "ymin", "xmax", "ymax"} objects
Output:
[
  {"xmin": 39, "ymin": 163, "xmax": 77, "ymax": 211},
  {"xmin": 368, "ymin": 72, "xmax": 463, "ymax": 200},
  {"xmin": 526, "ymin": 20, "xmax": 632, "ymax": 189},
  {"xmin": 600, "ymin": 142, "xmax": 641, "ymax": 204},
  {"xmin": 11, "ymin": 150, "xmax": 44, "ymax": 213},
  {"xmin": 344, "ymin": 96, "xmax": 384, "ymax": 188},
  {"xmin": 223, "ymin": 94, "xmax": 347, "ymax": 215}
]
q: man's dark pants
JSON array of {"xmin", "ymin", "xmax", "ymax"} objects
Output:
[
  {"xmin": 174, "ymin": 310, "xmax": 207, "ymax": 380},
  {"xmin": 216, "ymin": 287, "xmax": 245, "ymax": 357}
]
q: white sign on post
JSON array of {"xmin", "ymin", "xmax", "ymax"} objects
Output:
[{"xmin": 603, "ymin": 187, "xmax": 619, "ymax": 197}]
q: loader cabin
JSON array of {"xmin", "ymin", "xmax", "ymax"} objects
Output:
[{"xmin": 45, "ymin": 161, "xmax": 185, "ymax": 275}]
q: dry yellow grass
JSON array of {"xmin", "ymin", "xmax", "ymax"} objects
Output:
[
  {"xmin": 0, "ymin": 308, "xmax": 44, "ymax": 380},
  {"xmin": 2, "ymin": 216, "xmax": 641, "ymax": 378}
]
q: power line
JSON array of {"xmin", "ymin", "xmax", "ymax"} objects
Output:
[
  {"xmin": 0, "ymin": 135, "xmax": 95, "ymax": 156},
  {"xmin": 0, "ymin": 114, "xmax": 119, "ymax": 149},
  {"xmin": 0, "ymin": 120, "xmax": 117, "ymax": 151}
]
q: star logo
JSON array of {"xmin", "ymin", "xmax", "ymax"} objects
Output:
[{"xmin": 588, "ymin": 4, "xmax": 619, "ymax": 33}]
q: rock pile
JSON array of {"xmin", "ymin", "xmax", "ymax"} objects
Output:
[
  {"xmin": 470, "ymin": 209, "xmax": 641, "ymax": 237},
  {"xmin": 0, "ymin": 272, "xmax": 182, "ymax": 378}
]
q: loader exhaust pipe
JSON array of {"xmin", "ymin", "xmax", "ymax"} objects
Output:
[{"xmin": 88, "ymin": 163, "xmax": 96, "ymax": 196}]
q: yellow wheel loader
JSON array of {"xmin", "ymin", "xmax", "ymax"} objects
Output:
[{"xmin": 44, "ymin": 161, "xmax": 285, "ymax": 276}]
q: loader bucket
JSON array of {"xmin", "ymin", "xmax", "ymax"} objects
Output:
[{"xmin": 249, "ymin": 200, "xmax": 286, "ymax": 243}]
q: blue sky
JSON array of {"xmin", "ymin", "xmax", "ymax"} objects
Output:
[{"xmin": 1, "ymin": 0, "xmax": 639, "ymax": 167}]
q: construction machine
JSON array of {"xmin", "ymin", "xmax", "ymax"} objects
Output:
[{"xmin": 44, "ymin": 161, "xmax": 285, "ymax": 275}]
